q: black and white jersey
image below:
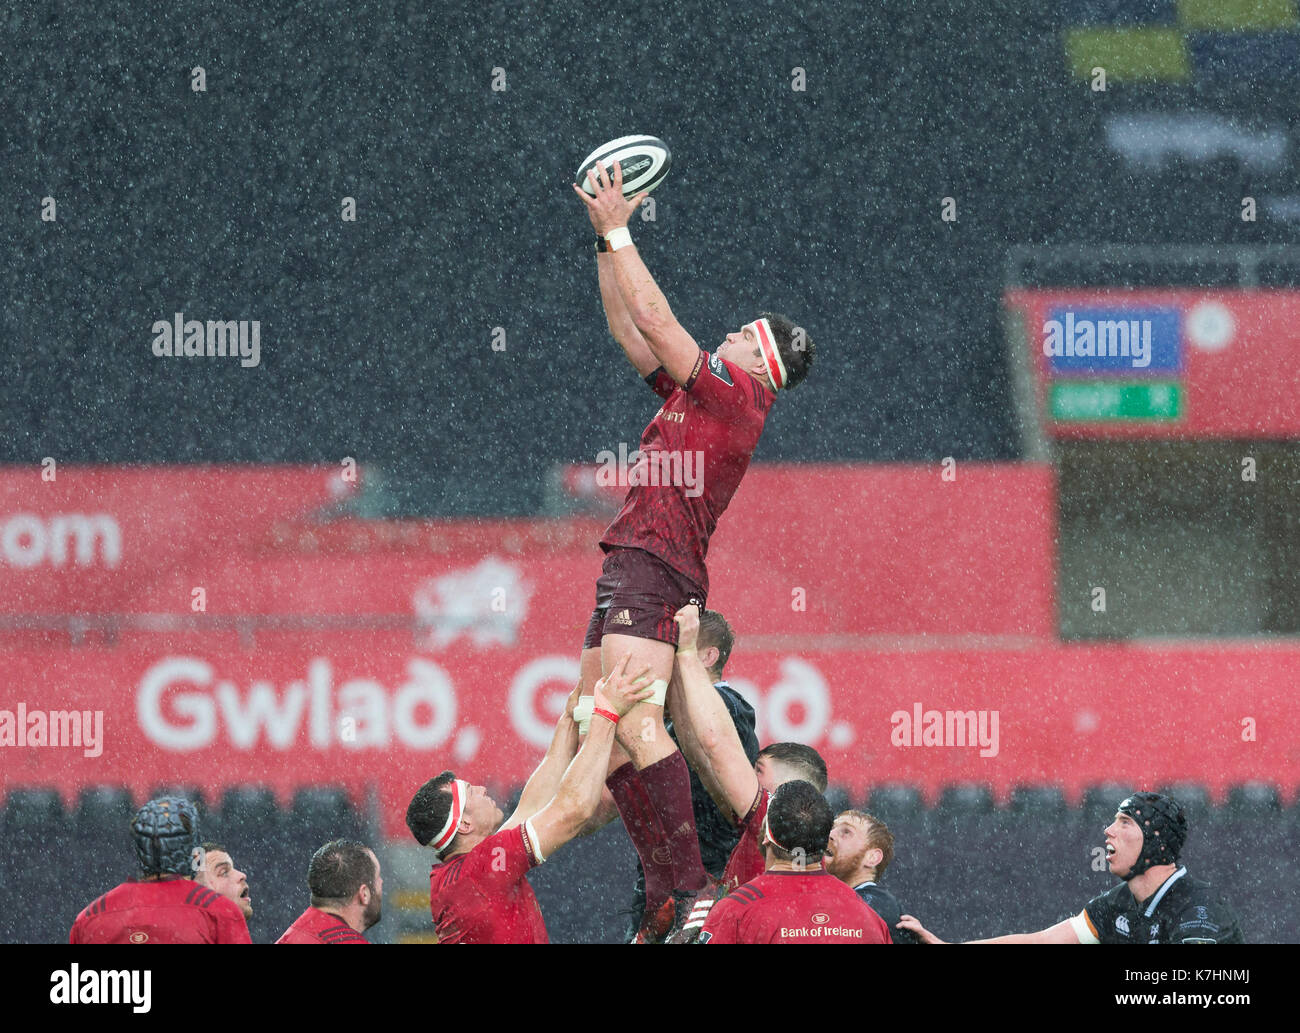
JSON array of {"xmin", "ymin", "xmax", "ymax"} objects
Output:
[{"xmin": 1075, "ymin": 867, "xmax": 1244, "ymax": 944}]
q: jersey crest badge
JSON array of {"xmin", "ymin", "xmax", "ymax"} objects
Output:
[
  {"xmin": 707, "ymin": 353, "xmax": 733, "ymax": 385},
  {"xmin": 1115, "ymin": 915, "xmax": 1130, "ymax": 936}
]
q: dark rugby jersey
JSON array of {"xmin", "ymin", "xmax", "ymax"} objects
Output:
[
  {"xmin": 1080, "ymin": 867, "xmax": 1244, "ymax": 944},
  {"xmin": 276, "ymin": 907, "xmax": 369, "ymax": 944},
  {"xmin": 853, "ymin": 882, "xmax": 918, "ymax": 945},
  {"xmin": 700, "ymin": 869, "xmax": 891, "ymax": 944},
  {"xmin": 600, "ymin": 354, "xmax": 774, "ymax": 592},
  {"xmin": 70, "ymin": 876, "xmax": 251, "ymax": 944}
]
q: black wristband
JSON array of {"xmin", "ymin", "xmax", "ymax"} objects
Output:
[{"xmin": 594, "ymin": 234, "xmax": 610, "ymax": 254}]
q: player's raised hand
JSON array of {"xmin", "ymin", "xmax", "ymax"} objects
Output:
[
  {"xmin": 897, "ymin": 915, "xmax": 945, "ymax": 944},
  {"xmin": 593, "ymin": 653, "xmax": 656, "ymax": 718},
  {"xmin": 673, "ymin": 604, "xmax": 701, "ymax": 654},
  {"xmin": 571, "ymin": 160, "xmax": 648, "ymax": 236}
]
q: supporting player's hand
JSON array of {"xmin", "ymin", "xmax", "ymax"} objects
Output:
[
  {"xmin": 592, "ymin": 653, "xmax": 656, "ymax": 718},
  {"xmin": 571, "ymin": 160, "xmax": 648, "ymax": 236},
  {"xmin": 563, "ymin": 680, "xmax": 584, "ymax": 721},
  {"xmin": 673, "ymin": 604, "xmax": 700, "ymax": 654},
  {"xmin": 898, "ymin": 915, "xmax": 945, "ymax": 944}
]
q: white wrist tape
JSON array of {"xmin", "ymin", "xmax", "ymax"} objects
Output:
[
  {"xmin": 605, "ymin": 227, "xmax": 633, "ymax": 251},
  {"xmin": 1069, "ymin": 911, "xmax": 1099, "ymax": 945},
  {"xmin": 573, "ymin": 695, "xmax": 595, "ymax": 736},
  {"xmin": 645, "ymin": 678, "xmax": 669, "ymax": 707}
]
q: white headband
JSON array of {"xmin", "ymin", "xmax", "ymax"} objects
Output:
[
  {"xmin": 747, "ymin": 317, "xmax": 786, "ymax": 392},
  {"xmin": 430, "ymin": 779, "xmax": 471, "ymax": 855}
]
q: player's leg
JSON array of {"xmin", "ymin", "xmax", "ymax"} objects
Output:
[
  {"xmin": 603, "ymin": 629, "xmax": 710, "ymax": 896},
  {"xmin": 600, "ymin": 632, "xmax": 674, "ymax": 767},
  {"xmin": 581, "ymin": 610, "xmax": 678, "ymax": 924}
]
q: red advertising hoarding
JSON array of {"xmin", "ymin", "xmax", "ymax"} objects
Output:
[{"xmin": 0, "ymin": 464, "xmax": 1057, "ymax": 641}]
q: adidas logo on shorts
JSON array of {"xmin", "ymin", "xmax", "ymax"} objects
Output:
[{"xmin": 610, "ymin": 609, "xmax": 633, "ymax": 626}]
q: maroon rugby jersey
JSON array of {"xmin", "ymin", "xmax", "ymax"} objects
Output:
[
  {"xmin": 700, "ymin": 869, "xmax": 891, "ymax": 944},
  {"xmin": 69, "ymin": 876, "xmax": 251, "ymax": 944},
  {"xmin": 601, "ymin": 351, "xmax": 774, "ymax": 592},
  {"xmin": 428, "ymin": 824, "xmax": 548, "ymax": 944},
  {"xmin": 721, "ymin": 789, "xmax": 769, "ymax": 892},
  {"xmin": 276, "ymin": 907, "xmax": 369, "ymax": 944}
]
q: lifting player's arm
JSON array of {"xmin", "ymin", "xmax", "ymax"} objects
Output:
[
  {"xmin": 527, "ymin": 655, "xmax": 655, "ymax": 860},
  {"xmin": 667, "ymin": 604, "xmax": 760, "ymax": 823},
  {"xmin": 897, "ymin": 913, "xmax": 1087, "ymax": 944},
  {"xmin": 500, "ymin": 683, "xmax": 584, "ymax": 832},
  {"xmin": 572, "ymin": 161, "xmax": 702, "ymax": 386},
  {"xmin": 597, "ymin": 253, "xmax": 660, "ymax": 379}
]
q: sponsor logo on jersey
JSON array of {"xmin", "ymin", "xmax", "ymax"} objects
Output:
[
  {"xmin": 610, "ymin": 609, "xmax": 634, "ymax": 626},
  {"xmin": 1148, "ymin": 921, "xmax": 1160, "ymax": 943},
  {"xmin": 1115, "ymin": 915, "xmax": 1130, "ymax": 936},
  {"xmin": 812, "ymin": 912, "xmax": 830, "ymax": 925},
  {"xmin": 129, "ymin": 931, "xmax": 148, "ymax": 943},
  {"xmin": 707, "ymin": 353, "xmax": 733, "ymax": 385}
]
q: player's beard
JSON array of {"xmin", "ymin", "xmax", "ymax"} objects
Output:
[
  {"xmin": 362, "ymin": 889, "xmax": 382, "ymax": 931},
  {"xmin": 823, "ymin": 843, "xmax": 867, "ymax": 881}
]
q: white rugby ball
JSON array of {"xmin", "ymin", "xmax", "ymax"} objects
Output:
[{"xmin": 576, "ymin": 135, "xmax": 671, "ymax": 198}]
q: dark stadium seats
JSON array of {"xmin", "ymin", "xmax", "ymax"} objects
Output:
[
  {"xmin": 1010, "ymin": 785, "xmax": 1068, "ymax": 816},
  {"xmin": 2, "ymin": 788, "xmax": 64, "ymax": 829},
  {"xmin": 1226, "ymin": 781, "xmax": 1281, "ymax": 814},
  {"xmin": 217, "ymin": 785, "xmax": 280, "ymax": 839},
  {"xmin": 1, "ymin": 790, "xmax": 73, "ymax": 943},
  {"xmin": 290, "ymin": 786, "xmax": 363, "ymax": 839},
  {"xmin": 75, "ymin": 785, "xmax": 135, "ymax": 831},
  {"xmin": 866, "ymin": 784, "xmax": 924, "ymax": 823},
  {"xmin": 824, "ymin": 785, "xmax": 853, "ymax": 815},
  {"xmin": 935, "ymin": 783, "xmax": 995, "ymax": 815}
]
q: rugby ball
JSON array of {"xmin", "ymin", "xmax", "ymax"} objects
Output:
[{"xmin": 576, "ymin": 135, "xmax": 671, "ymax": 199}]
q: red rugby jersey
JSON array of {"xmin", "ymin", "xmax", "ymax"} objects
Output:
[
  {"xmin": 428, "ymin": 824, "xmax": 548, "ymax": 944},
  {"xmin": 600, "ymin": 352, "xmax": 774, "ymax": 592},
  {"xmin": 276, "ymin": 907, "xmax": 369, "ymax": 944},
  {"xmin": 721, "ymin": 789, "xmax": 769, "ymax": 892},
  {"xmin": 69, "ymin": 876, "xmax": 251, "ymax": 944},
  {"xmin": 700, "ymin": 869, "xmax": 891, "ymax": 944}
]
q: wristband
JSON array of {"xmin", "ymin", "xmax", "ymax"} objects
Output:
[
  {"xmin": 593, "ymin": 707, "xmax": 619, "ymax": 725},
  {"xmin": 595, "ymin": 234, "xmax": 611, "ymax": 254},
  {"xmin": 605, "ymin": 227, "xmax": 633, "ymax": 251}
]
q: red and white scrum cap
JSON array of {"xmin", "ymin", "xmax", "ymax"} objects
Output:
[
  {"xmin": 430, "ymin": 778, "xmax": 471, "ymax": 855},
  {"xmin": 745, "ymin": 317, "xmax": 787, "ymax": 392}
]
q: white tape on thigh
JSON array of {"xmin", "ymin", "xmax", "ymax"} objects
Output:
[
  {"xmin": 573, "ymin": 695, "xmax": 595, "ymax": 736},
  {"xmin": 645, "ymin": 678, "xmax": 669, "ymax": 707}
]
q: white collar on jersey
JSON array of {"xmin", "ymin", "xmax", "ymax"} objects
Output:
[{"xmin": 1143, "ymin": 865, "xmax": 1187, "ymax": 918}]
